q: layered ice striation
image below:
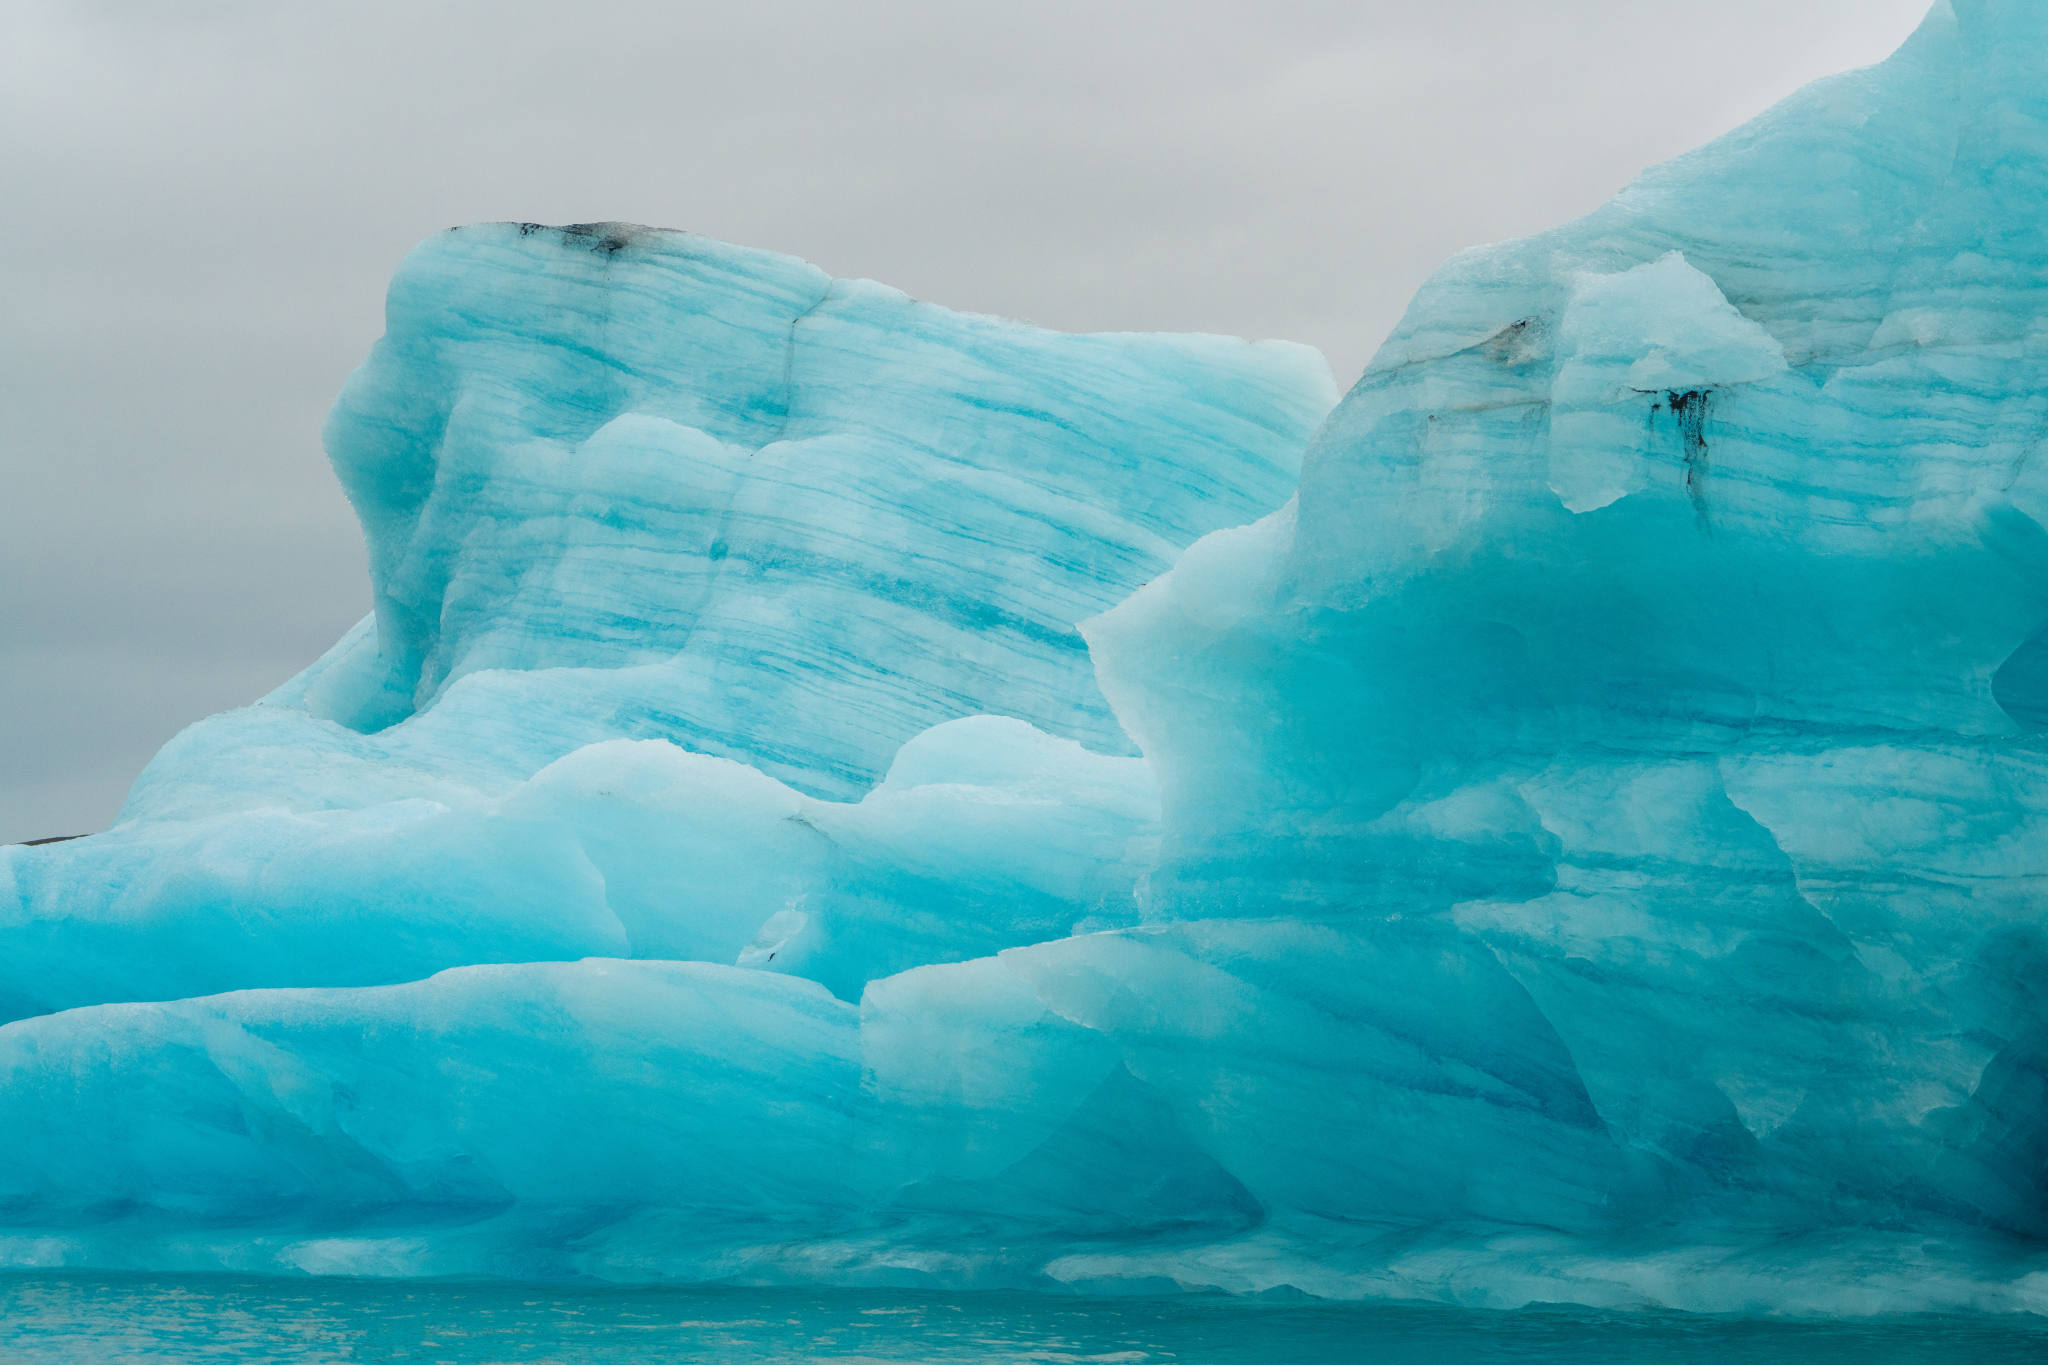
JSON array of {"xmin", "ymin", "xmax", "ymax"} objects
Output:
[
  {"xmin": 8, "ymin": 0, "xmax": 2048, "ymax": 1314},
  {"xmin": 0, "ymin": 225, "xmax": 1325, "ymax": 1019}
]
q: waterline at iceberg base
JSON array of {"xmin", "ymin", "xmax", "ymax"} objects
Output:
[{"xmin": 9, "ymin": 0, "xmax": 2048, "ymax": 1316}]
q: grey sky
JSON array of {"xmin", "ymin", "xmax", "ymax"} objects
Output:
[{"xmin": 1, "ymin": 0, "xmax": 1932, "ymax": 841}]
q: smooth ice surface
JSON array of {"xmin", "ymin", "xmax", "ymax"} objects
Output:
[{"xmin": 9, "ymin": 0, "xmax": 2048, "ymax": 1316}]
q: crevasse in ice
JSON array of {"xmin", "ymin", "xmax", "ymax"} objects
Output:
[{"xmin": 7, "ymin": 0, "xmax": 2048, "ymax": 1313}]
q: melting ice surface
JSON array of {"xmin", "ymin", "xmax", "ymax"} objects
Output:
[{"xmin": 9, "ymin": 0, "xmax": 2048, "ymax": 1327}]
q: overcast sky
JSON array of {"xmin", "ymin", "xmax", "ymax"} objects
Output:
[{"xmin": 1, "ymin": 0, "xmax": 1933, "ymax": 841}]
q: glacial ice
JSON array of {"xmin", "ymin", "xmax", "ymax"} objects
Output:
[
  {"xmin": 7, "ymin": 0, "xmax": 2048, "ymax": 1315},
  {"xmin": 0, "ymin": 227, "xmax": 1317, "ymax": 1021}
]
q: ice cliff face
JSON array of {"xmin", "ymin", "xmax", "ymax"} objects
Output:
[
  {"xmin": 319, "ymin": 224, "xmax": 1324, "ymax": 797},
  {"xmin": 7, "ymin": 0, "xmax": 2048, "ymax": 1313}
]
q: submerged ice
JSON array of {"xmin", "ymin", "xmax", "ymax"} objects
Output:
[{"xmin": 8, "ymin": 0, "xmax": 2048, "ymax": 1314}]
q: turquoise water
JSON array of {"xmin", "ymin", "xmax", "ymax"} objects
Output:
[{"xmin": 2, "ymin": 1273, "xmax": 2044, "ymax": 1363}]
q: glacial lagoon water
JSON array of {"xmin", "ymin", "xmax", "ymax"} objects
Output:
[{"xmin": 2, "ymin": 1274, "xmax": 2045, "ymax": 1364}]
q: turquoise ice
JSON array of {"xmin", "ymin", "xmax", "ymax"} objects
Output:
[
  {"xmin": 0, "ymin": 227, "xmax": 1324, "ymax": 1020},
  {"xmin": 6, "ymin": 0, "xmax": 2048, "ymax": 1315}
]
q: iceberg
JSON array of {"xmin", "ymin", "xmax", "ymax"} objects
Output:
[
  {"xmin": 0, "ymin": 225, "xmax": 1325, "ymax": 1021},
  {"xmin": 7, "ymin": 0, "xmax": 2048, "ymax": 1314}
]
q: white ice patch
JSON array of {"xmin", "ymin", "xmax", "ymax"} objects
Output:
[
  {"xmin": 738, "ymin": 907, "xmax": 811, "ymax": 969},
  {"xmin": 1548, "ymin": 252, "xmax": 1786, "ymax": 512}
]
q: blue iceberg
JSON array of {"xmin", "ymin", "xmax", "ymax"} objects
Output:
[{"xmin": 7, "ymin": 0, "xmax": 2048, "ymax": 1314}]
